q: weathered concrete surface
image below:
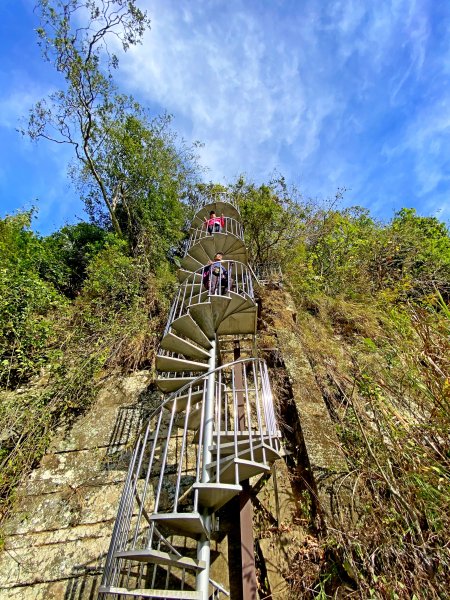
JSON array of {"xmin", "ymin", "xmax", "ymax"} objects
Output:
[
  {"xmin": 254, "ymin": 288, "xmax": 354, "ymax": 598},
  {"xmin": 260, "ymin": 288, "xmax": 351, "ymax": 519},
  {"xmin": 254, "ymin": 461, "xmax": 304, "ymax": 598},
  {"xmin": 0, "ymin": 371, "xmax": 150, "ymax": 599}
]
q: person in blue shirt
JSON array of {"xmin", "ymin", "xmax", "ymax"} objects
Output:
[{"xmin": 203, "ymin": 253, "xmax": 229, "ymax": 294}]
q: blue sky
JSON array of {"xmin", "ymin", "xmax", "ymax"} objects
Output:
[{"xmin": 1, "ymin": 0, "xmax": 449, "ymax": 234}]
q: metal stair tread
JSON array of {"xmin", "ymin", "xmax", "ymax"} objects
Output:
[
  {"xmin": 160, "ymin": 333, "xmax": 210, "ymax": 360},
  {"xmin": 149, "ymin": 512, "xmax": 208, "ymax": 538},
  {"xmin": 180, "ymin": 253, "xmax": 204, "ymax": 272},
  {"xmin": 156, "ymin": 376, "xmax": 197, "ymax": 393},
  {"xmin": 210, "ymin": 430, "xmax": 283, "ymax": 443},
  {"xmin": 225, "ymin": 236, "xmax": 247, "ymax": 254},
  {"xmin": 209, "ymin": 439, "xmax": 283, "ymax": 457},
  {"xmin": 193, "ymin": 482, "xmax": 242, "ymax": 510},
  {"xmin": 199, "ymin": 234, "xmax": 245, "ymax": 259},
  {"xmin": 98, "ymin": 586, "xmax": 202, "ymax": 599},
  {"xmin": 220, "ymin": 291, "xmax": 252, "ymax": 320},
  {"xmin": 215, "ymin": 442, "xmax": 283, "ymax": 466},
  {"xmin": 175, "ymin": 404, "xmax": 202, "ymax": 430},
  {"xmin": 114, "ymin": 548, "xmax": 206, "ymax": 571},
  {"xmin": 210, "ymin": 457, "xmax": 272, "ymax": 484},
  {"xmin": 177, "ymin": 269, "xmax": 203, "ymax": 284},
  {"xmin": 165, "ymin": 388, "xmax": 204, "ymax": 412},
  {"xmin": 156, "ymin": 355, "xmax": 209, "ymax": 373},
  {"xmin": 171, "ymin": 315, "xmax": 212, "ymax": 348},
  {"xmin": 188, "ymin": 302, "xmax": 215, "ymax": 338},
  {"xmin": 217, "ymin": 310, "xmax": 257, "ymax": 336},
  {"xmin": 208, "ymin": 294, "xmax": 232, "ymax": 328},
  {"xmin": 186, "ymin": 242, "xmax": 210, "ymax": 265}
]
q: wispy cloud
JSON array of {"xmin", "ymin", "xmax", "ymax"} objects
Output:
[
  {"xmin": 2, "ymin": 0, "xmax": 450, "ymax": 230},
  {"xmin": 117, "ymin": 0, "xmax": 449, "ymax": 223}
]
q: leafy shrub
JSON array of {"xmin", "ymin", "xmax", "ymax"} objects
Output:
[{"xmin": 0, "ymin": 212, "xmax": 66, "ymax": 388}]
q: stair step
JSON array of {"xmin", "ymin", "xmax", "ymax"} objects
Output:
[
  {"xmin": 225, "ymin": 236, "xmax": 247, "ymax": 255},
  {"xmin": 199, "ymin": 234, "xmax": 244, "ymax": 260},
  {"xmin": 149, "ymin": 512, "xmax": 208, "ymax": 538},
  {"xmin": 189, "ymin": 303, "xmax": 215, "ymax": 338},
  {"xmin": 156, "ymin": 376, "xmax": 197, "ymax": 393},
  {"xmin": 171, "ymin": 315, "xmax": 213, "ymax": 348},
  {"xmin": 210, "ymin": 437, "xmax": 282, "ymax": 455},
  {"xmin": 180, "ymin": 253, "xmax": 203, "ymax": 272},
  {"xmin": 217, "ymin": 309, "xmax": 257, "ymax": 336},
  {"xmin": 98, "ymin": 586, "xmax": 201, "ymax": 599},
  {"xmin": 160, "ymin": 333, "xmax": 210, "ymax": 361},
  {"xmin": 114, "ymin": 548, "xmax": 206, "ymax": 571},
  {"xmin": 156, "ymin": 355, "xmax": 209, "ymax": 374},
  {"xmin": 191, "ymin": 201, "xmax": 240, "ymax": 229},
  {"xmin": 181, "ymin": 282, "xmax": 204, "ymax": 295},
  {"xmin": 177, "ymin": 269, "xmax": 203, "ymax": 284},
  {"xmin": 211, "ymin": 457, "xmax": 272, "ymax": 484},
  {"xmin": 221, "ymin": 291, "xmax": 254, "ymax": 320},
  {"xmin": 194, "ymin": 482, "xmax": 242, "ymax": 511},
  {"xmin": 187, "ymin": 242, "xmax": 210, "ymax": 265},
  {"xmin": 175, "ymin": 405, "xmax": 202, "ymax": 430},
  {"xmin": 166, "ymin": 388, "xmax": 205, "ymax": 413},
  {"xmin": 212, "ymin": 442, "xmax": 283, "ymax": 465},
  {"xmin": 209, "ymin": 294, "xmax": 231, "ymax": 328},
  {"xmin": 208, "ymin": 430, "xmax": 283, "ymax": 445}
]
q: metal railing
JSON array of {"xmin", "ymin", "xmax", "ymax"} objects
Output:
[
  {"xmin": 165, "ymin": 261, "xmax": 254, "ymax": 336},
  {"xmin": 193, "ymin": 191, "xmax": 239, "ymax": 214},
  {"xmin": 253, "ymin": 262, "xmax": 283, "ymax": 285},
  {"xmin": 185, "ymin": 217, "xmax": 244, "ymax": 252},
  {"xmin": 100, "ymin": 358, "xmax": 281, "ymax": 596}
]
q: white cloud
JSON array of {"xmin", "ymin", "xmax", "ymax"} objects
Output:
[
  {"xmin": 119, "ymin": 0, "xmax": 340, "ymax": 182},
  {"xmin": 3, "ymin": 0, "xmax": 449, "ymax": 228}
]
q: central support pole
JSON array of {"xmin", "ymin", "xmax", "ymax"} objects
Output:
[
  {"xmin": 234, "ymin": 340, "xmax": 258, "ymax": 600},
  {"xmin": 196, "ymin": 337, "xmax": 216, "ymax": 600}
]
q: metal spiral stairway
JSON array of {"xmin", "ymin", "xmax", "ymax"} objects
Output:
[{"xmin": 99, "ymin": 193, "xmax": 284, "ymax": 599}]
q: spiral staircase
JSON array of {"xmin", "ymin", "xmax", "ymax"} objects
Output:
[{"xmin": 98, "ymin": 193, "xmax": 284, "ymax": 599}]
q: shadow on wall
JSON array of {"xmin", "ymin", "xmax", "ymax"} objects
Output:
[
  {"xmin": 64, "ymin": 563, "xmax": 104, "ymax": 599},
  {"xmin": 103, "ymin": 383, "xmax": 163, "ymax": 471},
  {"xmin": 62, "ymin": 384, "xmax": 162, "ymax": 599}
]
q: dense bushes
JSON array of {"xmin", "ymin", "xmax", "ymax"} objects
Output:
[
  {"xmin": 229, "ymin": 178, "xmax": 450, "ymax": 597},
  {"xmin": 0, "ymin": 212, "xmax": 66, "ymax": 388},
  {"xmin": 0, "ymin": 210, "xmax": 175, "ymax": 523}
]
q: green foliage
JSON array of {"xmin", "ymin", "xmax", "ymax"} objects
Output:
[
  {"xmin": 26, "ymin": 0, "xmax": 201, "ymax": 264},
  {"xmin": 293, "ymin": 206, "xmax": 450, "ymax": 301},
  {"xmin": 41, "ymin": 222, "xmax": 113, "ymax": 296},
  {"xmin": 0, "ymin": 212, "xmax": 66, "ymax": 388},
  {"xmin": 79, "ymin": 111, "xmax": 199, "ymax": 264},
  {"xmin": 25, "ymin": 1, "xmax": 152, "ymax": 236},
  {"xmin": 0, "ymin": 213, "xmax": 172, "ymax": 523},
  {"xmin": 302, "ymin": 206, "xmax": 380, "ymax": 298},
  {"xmin": 289, "ymin": 289, "xmax": 450, "ymax": 598},
  {"xmin": 231, "ymin": 175, "xmax": 308, "ymax": 266},
  {"xmin": 383, "ymin": 208, "xmax": 450, "ymax": 297}
]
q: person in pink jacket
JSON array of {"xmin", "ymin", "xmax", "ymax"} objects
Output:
[{"xmin": 204, "ymin": 211, "xmax": 225, "ymax": 234}]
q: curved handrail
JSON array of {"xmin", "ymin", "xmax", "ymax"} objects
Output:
[
  {"xmin": 186, "ymin": 216, "xmax": 244, "ymax": 250},
  {"xmin": 193, "ymin": 191, "xmax": 239, "ymax": 213},
  {"xmin": 140, "ymin": 357, "xmax": 268, "ymax": 438},
  {"xmin": 167, "ymin": 260, "xmax": 255, "ymax": 333}
]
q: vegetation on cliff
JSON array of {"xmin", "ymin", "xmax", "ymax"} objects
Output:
[
  {"xmin": 2, "ymin": 177, "xmax": 449, "ymax": 597},
  {"xmin": 1, "ymin": 1, "xmax": 449, "ymax": 597}
]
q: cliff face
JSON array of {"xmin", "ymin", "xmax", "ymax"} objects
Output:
[
  {"xmin": 0, "ymin": 372, "xmax": 151, "ymax": 598},
  {"xmin": 253, "ymin": 286, "xmax": 355, "ymax": 598},
  {"xmin": 0, "ymin": 286, "xmax": 348, "ymax": 599},
  {"xmin": 0, "ymin": 284, "xmax": 448, "ymax": 599}
]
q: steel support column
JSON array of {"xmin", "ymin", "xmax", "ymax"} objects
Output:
[
  {"xmin": 234, "ymin": 341, "xmax": 258, "ymax": 600},
  {"xmin": 196, "ymin": 337, "xmax": 216, "ymax": 600}
]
